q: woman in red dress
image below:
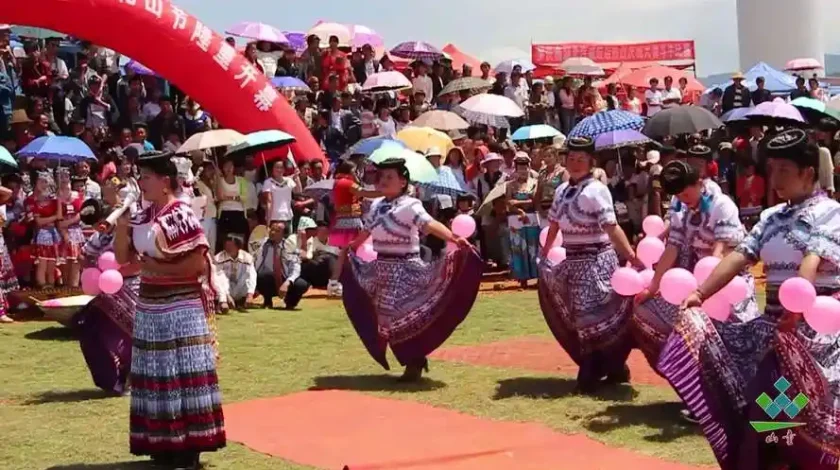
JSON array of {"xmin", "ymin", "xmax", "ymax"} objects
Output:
[
  {"xmin": 26, "ymin": 171, "xmax": 61, "ymax": 288},
  {"xmin": 58, "ymin": 177, "xmax": 85, "ymax": 288}
]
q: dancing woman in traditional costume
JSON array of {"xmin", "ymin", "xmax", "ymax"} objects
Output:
[
  {"xmin": 659, "ymin": 129, "xmax": 840, "ymax": 470},
  {"xmin": 340, "ymin": 158, "xmax": 483, "ymax": 382},
  {"xmin": 73, "ymin": 178, "xmax": 140, "ymax": 395},
  {"xmin": 538, "ymin": 137, "xmax": 642, "ymax": 394},
  {"xmin": 633, "ymin": 157, "xmax": 760, "ymax": 369},
  {"xmin": 114, "ymin": 152, "xmax": 224, "ymax": 469}
]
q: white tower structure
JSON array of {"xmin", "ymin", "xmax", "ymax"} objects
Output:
[{"xmin": 736, "ymin": 0, "xmax": 824, "ymax": 74}]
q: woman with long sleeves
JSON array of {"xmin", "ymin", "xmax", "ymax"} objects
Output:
[
  {"xmin": 661, "ymin": 129, "xmax": 840, "ymax": 470},
  {"xmin": 114, "ymin": 152, "xmax": 224, "ymax": 469},
  {"xmin": 539, "ymin": 137, "xmax": 643, "ymax": 394},
  {"xmin": 339, "ymin": 158, "xmax": 483, "ymax": 382},
  {"xmin": 633, "ymin": 160, "xmax": 760, "ymax": 370}
]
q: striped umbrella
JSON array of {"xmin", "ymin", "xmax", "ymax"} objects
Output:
[
  {"xmin": 453, "ymin": 106, "xmax": 510, "ymax": 128},
  {"xmin": 389, "ymin": 41, "xmax": 444, "ymax": 61},
  {"xmin": 569, "ymin": 110, "xmax": 645, "ymax": 138},
  {"xmin": 416, "ymin": 166, "xmax": 468, "ymax": 199},
  {"xmin": 438, "ymin": 77, "xmax": 492, "ymax": 96}
]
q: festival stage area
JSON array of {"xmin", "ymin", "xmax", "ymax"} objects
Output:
[{"xmin": 1, "ymin": 291, "xmax": 717, "ymax": 469}]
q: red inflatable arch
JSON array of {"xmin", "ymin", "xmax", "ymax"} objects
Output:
[{"xmin": 7, "ymin": 0, "xmax": 326, "ymax": 169}]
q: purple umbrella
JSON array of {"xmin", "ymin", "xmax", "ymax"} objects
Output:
[
  {"xmin": 125, "ymin": 60, "xmax": 157, "ymax": 77},
  {"xmin": 746, "ymin": 98, "xmax": 805, "ymax": 124},
  {"xmin": 594, "ymin": 129, "xmax": 652, "ymax": 150},
  {"xmin": 350, "ymin": 25, "xmax": 383, "ymax": 48},
  {"xmin": 390, "ymin": 41, "xmax": 443, "ymax": 61},
  {"xmin": 282, "ymin": 31, "xmax": 307, "ymax": 53},
  {"xmin": 225, "ymin": 21, "xmax": 288, "ymax": 43}
]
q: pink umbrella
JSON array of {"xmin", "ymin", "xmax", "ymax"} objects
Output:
[
  {"xmin": 746, "ymin": 98, "xmax": 806, "ymax": 124},
  {"xmin": 349, "ymin": 24, "xmax": 383, "ymax": 48},
  {"xmin": 225, "ymin": 21, "xmax": 288, "ymax": 43},
  {"xmin": 362, "ymin": 71, "xmax": 412, "ymax": 92},
  {"xmin": 785, "ymin": 58, "xmax": 823, "ymax": 72}
]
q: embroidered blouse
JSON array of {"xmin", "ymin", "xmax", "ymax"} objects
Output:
[
  {"xmin": 736, "ymin": 193, "xmax": 840, "ymax": 294},
  {"xmin": 667, "ymin": 190, "xmax": 745, "ymax": 258},
  {"xmin": 548, "ymin": 176, "xmax": 616, "ymax": 247},
  {"xmin": 131, "ymin": 200, "xmax": 209, "ymax": 268},
  {"xmin": 363, "ymin": 195, "xmax": 433, "ymax": 256}
]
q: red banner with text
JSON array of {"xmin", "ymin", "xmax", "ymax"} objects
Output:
[{"xmin": 531, "ymin": 41, "xmax": 696, "ymax": 66}]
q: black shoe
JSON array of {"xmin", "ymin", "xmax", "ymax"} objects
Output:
[
  {"xmin": 150, "ymin": 453, "xmax": 174, "ymax": 467},
  {"xmin": 172, "ymin": 452, "xmax": 201, "ymax": 470},
  {"xmin": 605, "ymin": 365, "xmax": 631, "ymax": 385},
  {"xmin": 397, "ymin": 358, "xmax": 428, "ymax": 383},
  {"xmin": 575, "ymin": 366, "xmax": 599, "ymax": 395},
  {"xmin": 679, "ymin": 408, "xmax": 700, "ymax": 425}
]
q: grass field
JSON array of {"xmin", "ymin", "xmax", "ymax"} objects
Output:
[{"xmin": 0, "ymin": 291, "xmax": 715, "ymax": 469}]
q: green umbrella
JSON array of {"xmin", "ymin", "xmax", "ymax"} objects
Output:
[
  {"xmin": 790, "ymin": 97, "xmax": 840, "ymax": 124},
  {"xmin": 368, "ymin": 147, "xmax": 437, "ymax": 183},
  {"xmin": 225, "ymin": 130, "xmax": 296, "ymax": 160},
  {"xmin": 0, "ymin": 147, "xmax": 19, "ymax": 171}
]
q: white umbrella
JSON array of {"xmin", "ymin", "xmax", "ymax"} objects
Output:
[
  {"xmin": 457, "ymin": 94, "xmax": 525, "ymax": 118},
  {"xmin": 177, "ymin": 129, "xmax": 246, "ymax": 153},
  {"xmin": 362, "ymin": 71, "xmax": 412, "ymax": 92},
  {"xmin": 475, "ymin": 181, "xmax": 508, "ymax": 217},
  {"xmin": 560, "ymin": 57, "xmax": 604, "ymax": 76},
  {"xmin": 307, "ymin": 22, "xmax": 352, "ymax": 48},
  {"xmin": 494, "ymin": 59, "xmax": 536, "ymax": 75}
]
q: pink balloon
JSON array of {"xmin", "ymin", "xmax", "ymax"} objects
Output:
[
  {"xmin": 356, "ymin": 243, "xmax": 378, "ymax": 262},
  {"xmin": 723, "ymin": 276, "xmax": 749, "ymax": 304},
  {"xmin": 779, "ymin": 277, "xmax": 817, "ymax": 313},
  {"xmin": 451, "ymin": 215, "xmax": 477, "ymax": 238},
  {"xmin": 539, "ymin": 227, "xmax": 563, "ymax": 248},
  {"xmin": 640, "ymin": 269, "xmax": 655, "ymax": 288},
  {"xmin": 636, "ymin": 236, "xmax": 666, "ymax": 268},
  {"xmin": 97, "ymin": 251, "xmax": 120, "ymax": 272},
  {"xmin": 660, "ymin": 268, "xmax": 698, "ymax": 306},
  {"xmin": 611, "ymin": 267, "xmax": 644, "ymax": 296},
  {"xmin": 642, "ymin": 215, "xmax": 666, "ymax": 238},
  {"xmin": 693, "ymin": 257, "xmax": 720, "ymax": 285},
  {"xmin": 81, "ymin": 268, "xmax": 102, "ymax": 296},
  {"xmin": 702, "ymin": 294, "xmax": 732, "ymax": 322},
  {"xmin": 804, "ymin": 296, "xmax": 840, "ymax": 334},
  {"xmin": 98, "ymin": 269, "xmax": 124, "ymax": 295},
  {"xmin": 547, "ymin": 247, "xmax": 567, "ymax": 265}
]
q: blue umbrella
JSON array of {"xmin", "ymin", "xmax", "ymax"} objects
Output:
[
  {"xmin": 511, "ymin": 124, "xmax": 563, "ymax": 141},
  {"xmin": 225, "ymin": 130, "xmax": 296, "ymax": 159},
  {"xmin": 125, "ymin": 60, "xmax": 158, "ymax": 77},
  {"xmin": 0, "ymin": 147, "xmax": 18, "ymax": 171},
  {"xmin": 569, "ymin": 110, "xmax": 644, "ymax": 138},
  {"xmin": 416, "ymin": 166, "xmax": 468, "ymax": 199},
  {"xmin": 721, "ymin": 107, "xmax": 754, "ymax": 123},
  {"xmin": 17, "ymin": 136, "xmax": 95, "ymax": 163},
  {"xmin": 270, "ymin": 76, "xmax": 310, "ymax": 91},
  {"xmin": 343, "ymin": 136, "xmax": 407, "ymax": 159}
]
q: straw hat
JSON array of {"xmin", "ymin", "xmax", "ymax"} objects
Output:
[{"xmin": 732, "ymin": 71, "xmax": 746, "ymax": 80}]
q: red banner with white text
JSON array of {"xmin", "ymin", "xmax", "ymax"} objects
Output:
[{"xmin": 531, "ymin": 41, "xmax": 696, "ymax": 67}]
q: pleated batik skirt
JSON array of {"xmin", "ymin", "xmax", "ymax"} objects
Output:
[
  {"xmin": 340, "ymin": 247, "xmax": 483, "ymax": 369},
  {"xmin": 657, "ymin": 294, "xmax": 840, "ymax": 470},
  {"xmin": 129, "ymin": 277, "xmax": 225, "ymax": 456},
  {"xmin": 74, "ymin": 276, "xmax": 139, "ymax": 394},
  {"xmin": 537, "ymin": 243, "xmax": 633, "ymax": 377}
]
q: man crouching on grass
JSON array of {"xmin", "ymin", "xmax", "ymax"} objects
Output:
[{"xmin": 253, "ymin": 221, "xmax": 311, "ymax": 310}]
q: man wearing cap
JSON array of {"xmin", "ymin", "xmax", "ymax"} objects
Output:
[{"xmin": 722, "ymin": 72, "xmax": 750, "ymax": 113}]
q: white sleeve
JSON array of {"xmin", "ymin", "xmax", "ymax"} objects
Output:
[
  {"xmin": 245, "ymin": 262, "xmax": 257, "ymax": 295},
  {"xmin": 580, "ymin": 183, "xmax": 617, "ymax": 227}
]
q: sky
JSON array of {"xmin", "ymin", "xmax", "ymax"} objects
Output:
[{"xmin": 177, "ymin": 0, "xmax": 839, "ymax": 76}]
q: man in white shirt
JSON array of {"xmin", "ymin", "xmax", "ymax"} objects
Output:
[
  {"xmin": 661, "ymin": 76, "xmax": 682, "ymax": 110},
  {"xmin": 44, "ymin": 37, "xmax": 69, "ymax": 80},
  {"xmin": 504, "ymin": 69, "xmax": 530, "ymax": 111},
  {"xmin": 411, "ymin": 62, "xmax": 433, "ymax": 104},
  {"xmin": 215, "ymin": 234, "xmax": 257, "ymax": 311},
  {"xmin": 644, "ymin": 78, "xmax": 663, "ymax": 117}
]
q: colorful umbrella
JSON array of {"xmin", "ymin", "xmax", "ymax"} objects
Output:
[
  {"xmin": 226, "ymin": 130, "xmax": 296, "ymax": 160},
  {"xmin": 281, "ymin": 31, "xmax": 307, "ymax": 53},
  {"xmin": 411, "ymin": 111, "xmax": 470, "ymax": 131},
  {"xmin": 17, "ymin": 136, "xmax": 95, "ymax": 162},
  {"xmin": 438, "ymin": 77, "xmax": 492, "ymax": 97},
  {"xmin": 396, "ymin": 127, "xmax": 454, "ymax": 155},
  {"xmin": 362, "ymin": 71, "xmax": 412, "ymax": 92},
  {"xmin": 569, "ymin": 110, "xmax": 644, "ymax": 138},
  {"xmin": 225, "ymin": 22, "xmax": 288, "ymax": 43},
  {"xmin": 177, "ymin": 129, "xmax": 246, "ymax": 154},
  {"xmin": 368, "ymin": 147, "xmax": 437, "ymax": 183},
  {"xmin": 511, "ymin": 125, "xmax": 563, "ymax": 141},
  {"xmin": 348, "ymin": 24, "xmax": 383, "ymax": 48},
  {"xmin": 642, "ymin": 106, "xmax": 724, "ymax": 138},
  {"xmin": 270, "ymin": 76, "xmax": 310, "ymax": 91},
  {"xmin": 790, "ymin": 97, "xmax": 840, "ymax": 124},
  {"xmin": 302, "ymin": 179, "xmax": 334, "ymax": 200},
  {"xmin": 494, "ymin": 59, "xmax": 535, "ymax": 76},
  {"xmin": 745, "ymin": 98, "xmax": 805, "ymax": 125},
  {"xmin": 344, "ymin": 136, "xmax": 407, "ymax": 159},
  {"xmin": 389, "ymin": 41, "xmax": 444, "ymax": 61},
  {"xmin": 0, "ymin": 147, "xmax": 18, "ymax": 171},
  {"xmin": 416, "ymin": 167, "xmax": 468, "ymax": 199},
  {"xmin": 125, "ymin": 60, "xmax": 157, "ymax": 77},
  {"xmin": 594, "ymin": 129, "xmax": 652, "ymax": 150},
  {"xmin": 307, "ymin": 22, "xmax": 352, "ymax": 48},
  {"xmin": 457, "ymin": 94, "xmax": 524, "ymax": 118}
]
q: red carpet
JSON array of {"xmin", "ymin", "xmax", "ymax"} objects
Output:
[
  {"xmin": 226, "ymin": 390, "xmax": 705, "ymax": 469},
  {"xmin": 432, "ymin": 337, "xmax": 669, "ymax": 387}
]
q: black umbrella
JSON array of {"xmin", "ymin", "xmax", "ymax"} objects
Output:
[{"xmin": 642, "ymin": 106, "xmax": 724, "ymax": 138}]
